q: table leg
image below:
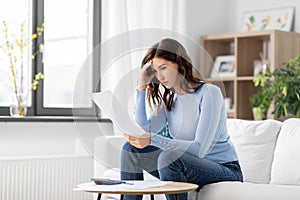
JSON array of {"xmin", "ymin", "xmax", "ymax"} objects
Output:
[
  {"xmin": 174, "ymin": 194, "xmax": 178, "ymax": 200},
  {"xmin": 98, "ymin": 193, "xmax": 170, "ymax": 200},
  {"xmin": 120, "ymin": 194, "xmax": 154, "ymax": 200}
]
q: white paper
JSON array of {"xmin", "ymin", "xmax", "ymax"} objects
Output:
[
  {"xmin": 74, "ymin": 180, "xmax": 171, "ymax": 192},
  {"xmin": 92, "ymin": 91, "xmax": 145, "ymax": 136}
]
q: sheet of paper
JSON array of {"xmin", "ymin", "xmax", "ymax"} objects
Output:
[
  {"xmin": 92, "ymin": 90, "xmax": 145, "ymax": 136},
  {"xmin": 74, "ymin": 180, "xmax": 171, "ymax": 192}
]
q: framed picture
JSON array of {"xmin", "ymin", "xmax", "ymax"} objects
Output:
[
  {"xmin": 241, "ymin": 7, "xmax": 294, "ymax": 32},
  {"xmin": 210, "ymin": 55, "xmax": 236, "ymax": 78}
]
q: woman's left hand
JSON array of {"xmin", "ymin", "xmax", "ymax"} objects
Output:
[{"xmin": 124, "ymin": 133, "xmax": 151, "ymax": 149}]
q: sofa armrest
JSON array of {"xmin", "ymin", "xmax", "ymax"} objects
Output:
[{"xmin": 94, "ymin": 135, "xmax": 126, "ymax": 177}]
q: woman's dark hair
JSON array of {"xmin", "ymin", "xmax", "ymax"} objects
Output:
[{"xmin": 141, "ymin": 38, "xmax": 205, "ymax": 111}]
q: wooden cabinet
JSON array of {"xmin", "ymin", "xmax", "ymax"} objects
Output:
[{"xmin": 200, "ymin": 30, "xmax": 300, "ymax": 119}]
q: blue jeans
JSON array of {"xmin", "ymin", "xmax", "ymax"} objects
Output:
[{"xmin": 120, "ymin": 142, "xmax": 243, "ymax": 200}]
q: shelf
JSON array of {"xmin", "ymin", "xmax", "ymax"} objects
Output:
[
  {"xmin": 236, "ymin": 76, "xmax": 254, "ymax": 81},
  {"xmin": 205, "ymin": 76, "xmax": 254, "ymax": 81},
  {"xmin": 205, "ymin": 77, "xmax": 235, "ymax": 82},
  {"xmin": 200, "ymin": 30, "xmax": 300, "ymax": 120}
]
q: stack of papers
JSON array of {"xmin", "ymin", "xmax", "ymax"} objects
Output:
[{"xmin": 74, "ymin": 180, "xmax": 171, "ymax": 192}]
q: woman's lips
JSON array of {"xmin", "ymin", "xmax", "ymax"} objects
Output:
[{"xmin": 162, "ymin": 81, "xmax": 168, "ymax": 86}]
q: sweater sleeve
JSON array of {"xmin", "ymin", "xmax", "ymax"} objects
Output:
[{"xmin": 134, "ymin": 90, "xmax": 167, "ymax": 133}]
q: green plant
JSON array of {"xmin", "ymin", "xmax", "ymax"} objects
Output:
[
  {"xmin": 250, "ymin": 86, "xmax": 272, "ymax": 119},
  {"xmin": 251, "ymin": 55, "xmax": 300, "ymax": 119}
]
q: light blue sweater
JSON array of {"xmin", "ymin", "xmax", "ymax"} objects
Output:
[{"xmin": 134, "ymin": 83, "xmax": 238, "ymax": 163}]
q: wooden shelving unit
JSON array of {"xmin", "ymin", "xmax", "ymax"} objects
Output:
[{"xmin": 200, "ymin": 30, "xmax": 300, "ymax": 120}]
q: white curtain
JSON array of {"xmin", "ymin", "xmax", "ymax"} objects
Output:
[
  {"xmin": 101, "ymin": 0, "xmax": 186, "ymax": 42},
  {"xmin": 100, "ymin": 0, "xmax": 187, "ymax": 92}
]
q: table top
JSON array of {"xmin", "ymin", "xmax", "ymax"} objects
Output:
[{"xmin": 83, "ymin": 181, "xmax": 198, "ymax": 195}]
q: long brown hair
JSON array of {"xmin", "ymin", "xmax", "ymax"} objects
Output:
[{"xmin": 141, "ymin": 38, "xmax": 205, "ymax": 111}]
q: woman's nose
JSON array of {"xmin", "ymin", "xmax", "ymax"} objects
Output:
[{"xmin": 157, "ymin": 72, "xmax": 164, "ymax": 81}]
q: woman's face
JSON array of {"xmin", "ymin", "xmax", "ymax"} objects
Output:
[{"xmin": 151, "ymin": 57, "xmax": 180, "ymax": 90}]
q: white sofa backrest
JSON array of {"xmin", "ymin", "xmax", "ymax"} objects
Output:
[
  {"xmin": 270, "ymin": 118, "xmax": 300, "ymax": 185},
  {"xmin": 227, "ymin": 119, "xmax": 282, "ymax": 184}
]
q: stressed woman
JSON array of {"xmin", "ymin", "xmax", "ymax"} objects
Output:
[{"xmin": 121, "ymin": 38, "xmax": 243, "ymax": 200}]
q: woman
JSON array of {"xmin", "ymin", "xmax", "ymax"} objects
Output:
[{"xmin": 121, "ymin": 38, "xmax": 243, "ymax": 200}]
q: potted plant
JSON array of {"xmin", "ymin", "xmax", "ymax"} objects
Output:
[
  {"xmin": 251, "ymin": 55, "xmax": 300, "ymax": 120},
  {"xmin": 250, "ymin": 86, "xmax": 272, "ymax": 120}
]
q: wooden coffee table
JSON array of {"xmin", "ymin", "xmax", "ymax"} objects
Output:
[{"xmin": 82, "ymin": 181, "xmax": 198, "ymax": 200}]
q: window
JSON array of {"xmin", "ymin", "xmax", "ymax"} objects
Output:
[
  {"xmin": 0, "ymin": 0, "xmax": 32, "ymax": 115},
  {"xmin": 0, "ymin": 0, "xmax": 100, "ymax": 116}
]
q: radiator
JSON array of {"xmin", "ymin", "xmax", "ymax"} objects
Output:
[{"xmin": 0, "ymin": 155, "xmax": 93, "ymax": 200}]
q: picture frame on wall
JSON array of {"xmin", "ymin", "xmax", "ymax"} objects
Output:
[
  {"xmin": 241, "ymin": 6, "xmax": 295, "ymax": 32},
  {"xmin": 210, "ymin": 55, "xmax": 236, "ymax": 78}
]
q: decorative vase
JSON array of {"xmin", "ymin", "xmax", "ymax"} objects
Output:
[{"xmin": 10, "ymin": 93, "xmax": 28, "ymax": 117}]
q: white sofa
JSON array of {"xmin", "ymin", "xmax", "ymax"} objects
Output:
[{"xmin": 94, "ymin": 118, "xmax": 300, "ymax": 200}]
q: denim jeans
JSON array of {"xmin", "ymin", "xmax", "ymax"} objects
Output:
[{"xmin": 120, "ymin": 142, "xmax": 243, "ymax": 200}]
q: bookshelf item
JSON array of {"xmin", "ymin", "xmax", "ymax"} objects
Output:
[
  {"xmin": 210, "ymin": 55, "xmax": 236, "ymax": 78},
  {"xmin": 200, "ymin": 30, "xmax": 300, "ymax": 119}
]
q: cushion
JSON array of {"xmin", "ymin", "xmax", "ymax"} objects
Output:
[
  {"xmin": 270, "ymin": 118, "xmax": 300, "ymax": 185},
  {"xmin": 199, "ymin": 181, "xmax": 300, "ymax": 200},
  {"xmin": 227, "ymin": 119, "xmax": 282, "ymax": 183}
]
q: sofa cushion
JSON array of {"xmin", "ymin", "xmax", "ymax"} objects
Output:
[
  {"xmin": 227, "ymin": 119, "xmax": 282, "ymax": 183},
  {"xmin": 198, "ymin": 181, "xmax": 300, "ymax": 200},
  {"xmin": 271, "ymin": 118, "xmax": 300, "ymax": 185}
]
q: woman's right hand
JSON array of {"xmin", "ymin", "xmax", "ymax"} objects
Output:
[
  {"xmin": 138, "ymin": 61, "xmax": 155, "ymax": 91},
  {"xmin": 124, "ymin": 133, "xmax": 151, "ymax": 149}
]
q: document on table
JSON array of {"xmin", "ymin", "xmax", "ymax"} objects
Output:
[
  {"xmin": 91, "ymin": 91, "xmax": 145, "ymax": 136},
  {"xmin": 74, "ymin": 180, "xmax": 171, "ymax": 192}
]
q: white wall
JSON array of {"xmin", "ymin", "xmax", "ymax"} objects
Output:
[
  {"xmin": 185, "ymin": 0, "xmax": 234, "ymax": 42},
  {"xmin": 0, "ymin": 121, "xmax": 113, "ymax": 157}
]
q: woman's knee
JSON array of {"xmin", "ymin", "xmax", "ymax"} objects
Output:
[{"xmin": 157, "ymin": 149, "xmax": 183, "ymax": 170}]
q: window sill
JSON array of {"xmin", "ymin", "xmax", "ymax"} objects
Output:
[{"xmin": 0, "ymin": 116, "xmax": 111, "ymax": 122}]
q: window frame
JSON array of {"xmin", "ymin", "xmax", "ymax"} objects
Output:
[{"xmin": 0, "ymin": 0, "xmax": 101, "ymax": 117}]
